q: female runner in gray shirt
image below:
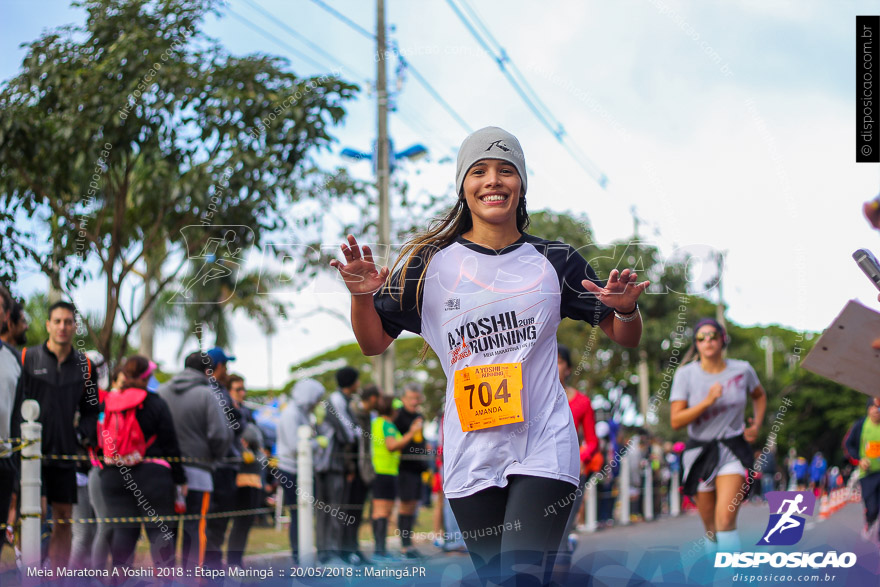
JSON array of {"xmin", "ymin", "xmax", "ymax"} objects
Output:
[{"xmin": 670, "ymin": 318, "xmax": 766, "ymax": 554}]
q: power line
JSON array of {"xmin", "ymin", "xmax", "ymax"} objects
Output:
[
  {"xmin": 226, "ymin": 7, "xmax": 330, "ymax": 72},
  {"xmin": 457, "ymin": 1, "xmax": 556, "ymax": 129},
  {"xmin": 447, "ymin": 0, "xmax": 608, "ymax": 188},
  {"xmin": 233, "ymin": 0, "xmax": 464, "ymax": 154},
  {"xmin": 306, "ymin": 0, "xmax": 472, "ymax": 135},
  {"xmin": 307, "ymin": 0, "xmax": 376, "ymax": 41},
  {"xmin": 397, "ymin": 56, "xmax": 472, "ymax": 134},
  {"xmin": 240, "ymin": 0, "xmax": 370, "ymax": 82}
]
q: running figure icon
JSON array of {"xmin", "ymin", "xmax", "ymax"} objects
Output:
[
  {"xmin": 763, "ymin": 494, "xmax": 807, "ymax": 543},
  {"xmin": 180, "ymin": 229, "xmax": 243, "ymax": 299}
]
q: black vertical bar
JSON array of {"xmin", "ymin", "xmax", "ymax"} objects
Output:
[{"xmin": 857, "ymin": 15, "xmax": 880, "ymax": 163}]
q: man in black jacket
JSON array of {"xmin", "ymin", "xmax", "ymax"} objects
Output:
[{"xmin": 11, "ymin": 301, "xmax": 99, "ymax": 568}]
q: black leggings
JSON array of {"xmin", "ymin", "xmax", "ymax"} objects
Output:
[
  {"xmin": 448, "ymin": 474, "xmax": 575, "ymax": 586},
  {"xmin": 100, "ymin": 463, "xmax": 176, "ymax": 568},
  {"xmin": 227, "ymin": 486, "xmax": 262, "ymax": 567},
  {"xmin": 861, "ymin": 472, "xmax": 880, "ymax": 528}
]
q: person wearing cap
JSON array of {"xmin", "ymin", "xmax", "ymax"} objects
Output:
[
  {"xmin": 331, "ymin": 126, "xmax": 647, "ymax": 585},
  {"xmin": 844, "ymin": 399, "xmax": 880, "ymax": 542},
  {"xmin": 670, "ymin": 318, "xmax": 766, "ymax": 554},
  {"xmin": 157, "ymin": 351, "xmax": 233, "ymax": 569},
  {"xmin": 202, "ymin": 346, "xmax": 245, "ymax": 569}
]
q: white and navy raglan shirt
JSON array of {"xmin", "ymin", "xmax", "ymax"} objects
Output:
[{"xmin": 374, "ymin": 233, "xmax": 612, "ymax": 499}]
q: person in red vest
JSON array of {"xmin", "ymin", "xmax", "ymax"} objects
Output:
[
  {"xmin": 98, "ymin": 355, "xmax": 186, "ymax": 569},
  {"xmin": 556, "ymin": 344, "xmax": 598, "ymax": 558}
]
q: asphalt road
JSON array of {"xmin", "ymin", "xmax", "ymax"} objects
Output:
[
  {"xmin": 1, "ymin": 498, "xmax": 876, "ymax": 586},
  {"xmin": 246, "ymin": 497, "xmax": 880, "ymax": 586}
]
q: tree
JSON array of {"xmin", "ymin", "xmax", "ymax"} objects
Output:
[{"xmin": 0, "ymin": 0, "xmax": 358, "ymax": 362}]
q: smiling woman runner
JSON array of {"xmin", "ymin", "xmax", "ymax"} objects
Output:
[
  {"xmin": 331, "ymin": 127, "xmax": 648, "ymax": 586},
  {"xmin": 670, "ymin": 318, "xmax": 767, "ymax": 554}
]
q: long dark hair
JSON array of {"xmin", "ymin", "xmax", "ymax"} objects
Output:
[
  {"xmin": 119, "ymin": 355, "xmax": 150, "ymax": 390},
  {"xmin": 386, "ymin": 186, "xmax": 530, "ymax": 360}
]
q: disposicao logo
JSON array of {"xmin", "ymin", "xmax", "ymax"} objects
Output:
[
  {"xmin": 758, "ymin": 491, "xmax": 816, "ymax": 546},
  {"xmin": 714, "ymin": 491, "xmax": 857, "ymax": 569}
]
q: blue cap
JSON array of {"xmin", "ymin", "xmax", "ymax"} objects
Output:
[{"xmin": 206, "ymin": 347, "xmax": 236, "ymax": 367}]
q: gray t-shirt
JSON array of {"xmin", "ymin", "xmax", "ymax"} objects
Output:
[
  {"xmin": 0, "ymin": 343, "xmax": 21, "ymax": 457},
  {"xmin": 669, "ymin": 359, "xmax": 760, "ymax": 442}
]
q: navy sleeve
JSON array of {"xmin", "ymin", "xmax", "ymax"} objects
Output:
[
  {"xmin": 843, "ymin": 419, "xmax": 863, "ymax": 463},
  {"xmin": 372, "ymin": 253, "xmax": 425, "ymax": 338},
  {"xmin": 539, "ymin": 241, "xmax": 612, "ymax": 326}
]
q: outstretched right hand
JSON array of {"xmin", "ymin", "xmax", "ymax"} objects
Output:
[{"xmin": 329, "ymin": 235, "xmax": 390, "ymax": 296}]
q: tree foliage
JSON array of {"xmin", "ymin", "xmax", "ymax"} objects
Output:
[{"xmin": 0, "ymin": 0, "xmax": 358, "ymax": 362}]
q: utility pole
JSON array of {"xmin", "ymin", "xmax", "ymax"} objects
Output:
[
  {"xmin": 374, "ymin": 0, "xmax": 395, "ymax": 397},
  {"xmin": 638, "ymin": 349, "xmax": 650, "ymax": 428},
  {"xmin": 760, "ymin": 336, "xmax": 774, "ymax": 379},
  {"xmin": 631, "ymin": 206, "xmax": 640, "ymax": 240},
  {"xmin": 267, "ymin": 332, "xmax": 274, "ymax": 391},
  {"xmin": 715, "ymin": 250, "xmax": 727, "ymax": 328},
  {"xmin": 630, "ymin": 206, "xmax": 651, "ymax": 427}
]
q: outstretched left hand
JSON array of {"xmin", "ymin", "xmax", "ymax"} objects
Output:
[{"xmin": 582, "ymin": 269, "xmax": 650, "ymax": 312}]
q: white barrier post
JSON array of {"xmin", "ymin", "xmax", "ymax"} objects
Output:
[
  {"xmin": 275, "ymin": 484, "xmax": 284, "ymax": 532},
  {"xmin": 619, "ymin": 454, "xmax": 630, "ymax": 526},
  {"xmin": 670, "ymin": 471, "xmax": 681, "ymax": 517},
  {"xmin": 585, "ymin": 479, "xmax": 598, "ymax": 533},
  {"xmin": 20, "ymin": 400, "xmax": 41, "ymax": 571},
  {"xmin": 643, "ymin": 462, "xmax": 654, "ymax": 521},
  {"xmin": 297, "ymin": 425, "xmax": 316, "ymax": 567}
]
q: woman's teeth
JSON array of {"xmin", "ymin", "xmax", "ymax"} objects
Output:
[{"xmin": 481, "ymin": 195, "xmax": 507, "ymax": 202}]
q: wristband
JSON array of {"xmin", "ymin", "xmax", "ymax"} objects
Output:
[{"xmin": 614, "ymin": 305, "xmax": 640, "ymax": 323}]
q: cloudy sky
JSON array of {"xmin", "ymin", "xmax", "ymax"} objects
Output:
[{"xmin": 3, "ymin": 0, "xmax": 880, "ymax": 388}]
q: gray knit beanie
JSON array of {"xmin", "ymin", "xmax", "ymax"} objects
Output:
[{"xmin": 455, "ymin": 127, "xmax": 527, "ymax": 197}]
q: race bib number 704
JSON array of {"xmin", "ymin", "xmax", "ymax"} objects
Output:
[{"xmin": 453, "ymin": 363, "xmax": 524, "ymax": 432}]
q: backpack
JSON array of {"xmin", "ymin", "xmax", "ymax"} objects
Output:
[{"xmin": 98, "ymin": 388, "xmax": 155, "ymax": 467}]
